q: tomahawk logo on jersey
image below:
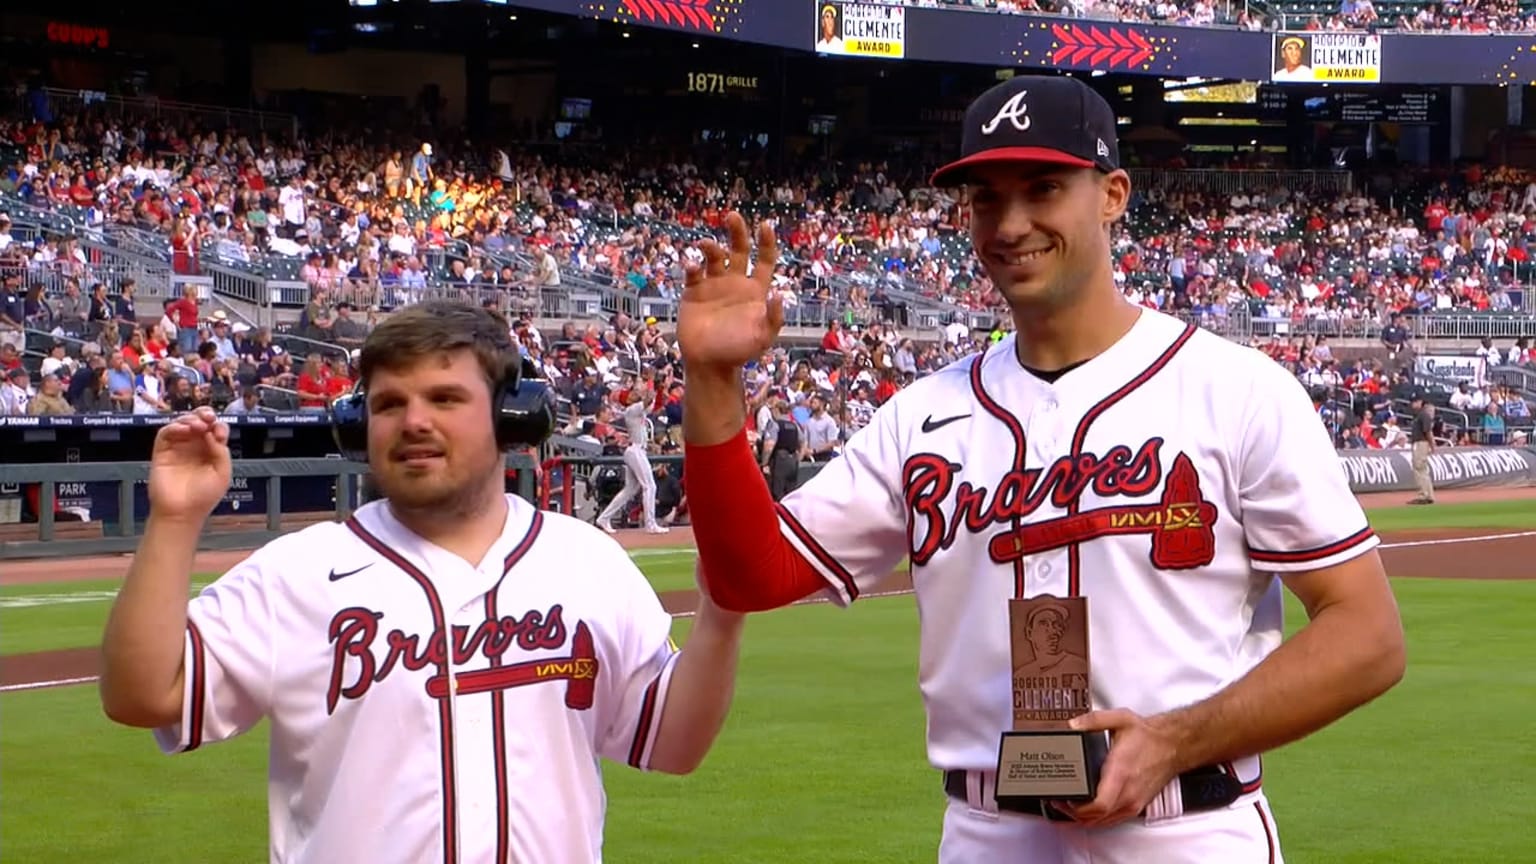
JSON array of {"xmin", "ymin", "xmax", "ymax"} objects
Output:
[
  {"xmin": 153, "ymin": 494, "xmax": 680, "ymax": 864},
  {"xmin": 772, "ymin": 309, "xmax": 1379, "ymax": 788}
]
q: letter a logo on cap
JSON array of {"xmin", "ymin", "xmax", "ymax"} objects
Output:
[{"xmin": 981, "ymin": 91, "xmax": 1030, "ymax": 135}]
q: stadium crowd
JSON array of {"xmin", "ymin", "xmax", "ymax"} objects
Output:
[
  {"xmin": 6, "ymin": 100, "xmax": 1536, "ymax": 325},
  {"xmin": 893, "ymin": 0, "xmax": 1535, "ymax": 31},
  {"xmin": 5, "ymin": 267, "xmax": 1533, "ymax": 462},
  {"xmin": 2, "ymin": 86, "xmax": 1535, "ymax": 471},
  {"xmin": 1295, "ymin": 0, "xmax": 1536, "ymax": 32}
]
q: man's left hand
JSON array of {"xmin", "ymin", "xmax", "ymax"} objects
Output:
[{"xmin": 1053, "ymin": 709, "xmax": 1184, "ymax": 829}]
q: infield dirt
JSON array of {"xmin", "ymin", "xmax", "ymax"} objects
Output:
[{"xmin": 5, "ymin": 488, "xmax": 1534, "ymax": 690}]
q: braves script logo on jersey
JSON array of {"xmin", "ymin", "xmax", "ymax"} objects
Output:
[
  {"xmin": 902, "ymin": 439, "xmax": 1218, "ymax": 570},
  {"xmin": 326, "ymin": 604, "xmax": 599, "ymax": 714}
]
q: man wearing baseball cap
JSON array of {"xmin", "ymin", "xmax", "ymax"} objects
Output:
[
  {"xmin": 929, "ymin": 74, "xmax": 1121, "ymax": 187},
  {"xmin": 927, "ymin": 75, "xmax": 1131, "ymax": 321},
  {"xmin": 1273, "ymin": 35, "xmax": 1314, "ymax": 81},
  {"xmin": 677, "ymin": 73, "xmax": 1402, "ymax": 864}
]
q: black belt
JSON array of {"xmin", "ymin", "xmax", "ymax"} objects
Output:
[{"xmin": 943, "ymin": 765, "xmax": 1246, "ymax": 822}]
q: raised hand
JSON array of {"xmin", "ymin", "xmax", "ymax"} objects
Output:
[
  {"xmin": 678, "ymin": 212, "xmax": 784, "ymax": 372},
  {"xmin": 148, "ymin": 406, "xmax": 233, "ymax": 523}
]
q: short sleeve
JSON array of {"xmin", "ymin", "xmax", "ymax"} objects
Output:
[
  {"xmin": 1237, "ymin": 361, "xmax": 1380, "ymax": 572},
  {"xmin": 596, "ymin": 563, "xmax": 680, "ymax": 772},
  {"xmin": 153, "ymin": 555, "xmax": 276, "ymax": 754},
  {"xmin": 777, "ymin": 396, "xmax": 910, "ymax": 606}
]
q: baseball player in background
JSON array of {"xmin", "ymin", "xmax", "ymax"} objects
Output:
[
  {"xmin": 676, "ymin": 75, "xmax": 1405, "ymax": 862},
  {"xmin": 99, "ymin": 301, "xmax": 744, "ymax": 863},
  {"xmin": 597, "ymin": 381, "xmax": 669, "ymax": 534}
]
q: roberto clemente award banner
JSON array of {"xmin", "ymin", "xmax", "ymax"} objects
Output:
[
  {"xmin": 814, "ymin": 1, "xmax": 906, "ymax": 58},
  {"xmin": 1271, "ymin": 32, "xmax": 1382, "ymax": 83}
]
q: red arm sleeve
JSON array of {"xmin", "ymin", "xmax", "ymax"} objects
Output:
[{"xmin": 683, "ymin": 428, "xmax": 826, "ymax": 613}]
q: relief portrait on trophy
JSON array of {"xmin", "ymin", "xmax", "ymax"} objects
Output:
[{"xmin": 1011, "ymin": 597, "xmax": 1092, "ymax": 722}]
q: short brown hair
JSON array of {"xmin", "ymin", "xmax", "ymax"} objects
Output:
[{"xmin": 358, "ymin": 300, "xmax": 515, "ymax": 390}]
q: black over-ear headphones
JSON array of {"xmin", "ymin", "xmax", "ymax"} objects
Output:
[{"xmin": 330, "ymin": 354, "xmax": 558, "ymax": 463}]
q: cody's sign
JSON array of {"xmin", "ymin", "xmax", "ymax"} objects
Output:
[{"xmin": 46, "ymin": 21, "xmax": 110, "ymax": 49}]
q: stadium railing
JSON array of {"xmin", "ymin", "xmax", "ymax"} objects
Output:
[
  {"xmin": 3, "ymin": 209, "xmax": 181, "ymax": 299},
  {"xmin": 1126, "ymin": 168, "xmax": 1355, "ymax": 195},
  {"xmin": 0, "ymin": 455, "xmax": 368, "ymax": 558},
  {"xmin": 1494, "ymin": 366, "xmax": 1536, "ymax": 394},
  {"xmin": 36, "ymin": 87, "xmax": 299, "ymax": 139},
  {"xmin": 1222, "ymin": 312, "xmax": 1536, "ymax": 342},
  {"xmin": 9, "ymin": 209, "xmax": 1536, "ymax": 343},
  {"xmin": 7, "ymin": 432, "xmax": 1530, "ymax": 561},
  {"xmin": 0, "ymin": 444, "xmax": 543, "ymax": 560}
]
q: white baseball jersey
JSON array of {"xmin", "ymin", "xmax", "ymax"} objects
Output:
[
  {"xmin": 154, "ymin": 494, "xmax": 680, "ymax": 864},
  {"xmin": 775, "ymin": 308, "xmax": 1378, "ymax": 791},
  {"xmin": 621, "ymin": 398, "xmax": 649, "ymax": 447}
]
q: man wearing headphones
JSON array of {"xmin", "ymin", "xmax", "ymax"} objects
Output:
[{"xmin": 99, "ymin": 301, "xmax": 745, "ymax": 863}]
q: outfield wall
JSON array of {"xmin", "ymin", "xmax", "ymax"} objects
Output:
[{"xmin": 1337, "ymin": 447, "xmax": 1536, "ymax": 494}]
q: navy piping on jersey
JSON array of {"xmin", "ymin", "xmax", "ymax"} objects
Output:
[
  {"xmin": 343, "ymin": 510, "xmax": 541, "ymax": 864},
  {"xmin": 1065, "ymin": 324, "xmax": 1197, "ymax": 596},
  {"xmin": 968, "ymin": 352, "xmax": 1030, "ymax": 598},
  {"xmin": 183, "ymin": 619, "xmax": 208, "ymax": 753},
  {"xmin": 777, "ymin": 503, "xmax": 860, "ymax": 602},
  {"xmin": 487, "ymin": 511, "xmax": 544, "ymax": 864}
]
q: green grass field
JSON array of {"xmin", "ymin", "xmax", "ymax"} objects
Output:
[{"xmin": 3, "ymin": 500, "xmax": 1534, "ymax": 862}]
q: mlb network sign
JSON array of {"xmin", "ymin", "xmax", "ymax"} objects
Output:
[{"xmin": 814, "ymin": 1, "xmax": 905, "ymax": 59}]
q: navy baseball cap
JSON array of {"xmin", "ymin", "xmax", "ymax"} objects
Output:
[{"xmin": 930, "ymin": 75, "xmax": 1120, "ymax": 187}]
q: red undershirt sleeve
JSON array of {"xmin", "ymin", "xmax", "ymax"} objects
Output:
[{"xmin": 683, "ymin": 429, "xmax": 826, "ymax": 612}]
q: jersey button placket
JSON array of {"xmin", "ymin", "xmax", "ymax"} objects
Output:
[
  {"xmin": 450, "ymin": 602, "xmax": 482, "ymax": 846},
  {"xmin": 1032, "ymin": 396, "xmax": 1060, "ymax": 451},
  {"xmin": 1026, "ymin": 392, "xmax": 1066, "ymax": 592}
]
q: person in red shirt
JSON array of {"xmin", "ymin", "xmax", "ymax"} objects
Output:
[
  {"xmin": 820, "ymin": 320, "xmax": 845, "ymax": 353},
  {"xmin": 874, "ymin": 367, "xmax": 898, "ymax": 405},
  {"xmin": 168, "ymin": 286, "xmax": 201, "ymax": 353},
  {"xmin": 1357, "ymin": 416, "xmax": 1380, "ymax": 449},
  {"xmin": 70, "ymin": 176, "xmax": 95, "ymax": 207},
  {"xmin": 170, "ymin": 218, "xmax": 199, "ymax": 276},
  {"xmin": 590, "ymin": 403, "xmax": 617, "ymax": 442},
  {"xmin": 1423, "ymin": 198, "xmax": 1448, "ymax": 234},
  {"xmin": 295, "ymin": 354, "xmax": 330, "ymax": 410},
  {"xmin": 324, "ymin": 356, "xmax": 353, "ymax": 405}
]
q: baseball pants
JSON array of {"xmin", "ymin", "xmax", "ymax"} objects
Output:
[
  {"xmin": 1411, "ymin": 441, "xmax": 1435, "ymax": 501},
  {"xmin": 599, "ymin": 443, "xmax": 660, "ymax": 529},
  {"xmin": 938, "ymin": 792, "xmax": 1283, "ymax": 863}
]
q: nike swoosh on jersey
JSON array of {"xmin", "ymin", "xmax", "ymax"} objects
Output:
[
  {"xmin": 921, "ymin": 413, "xmax": 972, "ymax": 433},
  {"xmin": 328, "ymin": 564, "xmax": 374, "ymax": 582}
]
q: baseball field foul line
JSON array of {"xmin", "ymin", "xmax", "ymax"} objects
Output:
[
  {"xmin": 2, "ymin": 530, "xmax": 1531, "ymax": 693},
  {"xmin": 0, "ymin": 675, "xmax": 99, "ymax": 693},
  {"xmin": 1372, "ymin": 529, "xmax": 1536, "ymax": 549}
]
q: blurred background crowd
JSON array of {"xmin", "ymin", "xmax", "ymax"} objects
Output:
[
  {"xmin": 892, "ymin": 0, "xmax": 1534, "ymax": 32},
  {"xmin": 3, "ymin": 11, "xmax": 1535, "ymax": 507}
]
